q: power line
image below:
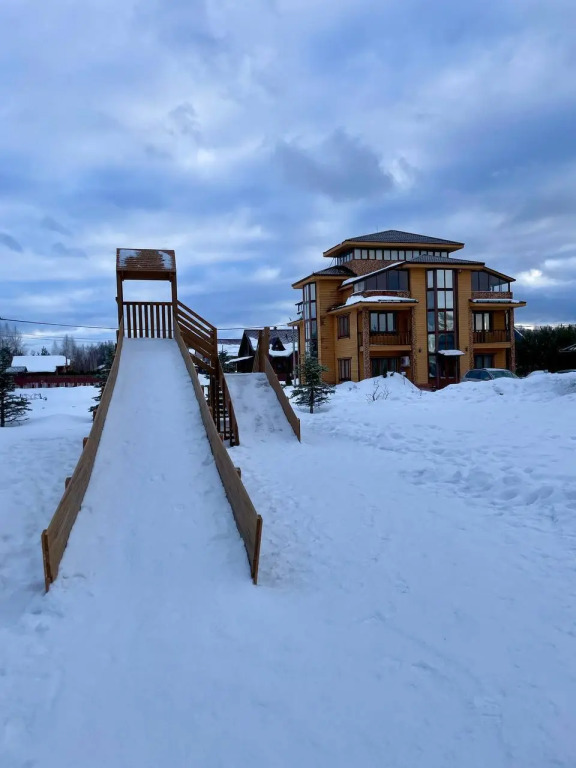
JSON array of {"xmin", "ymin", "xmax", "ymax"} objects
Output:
[{"xmin": 0, "ymin": 316, "xmax": 117, "ymax": 330}]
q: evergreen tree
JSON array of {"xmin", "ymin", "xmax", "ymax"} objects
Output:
[
  {"xmin": 40, "ymin": 346, "xmax": 50, "ymax": 355},
  {"xmin": 291, "ymin": 355, "xmax": 334, "ymax": 413},
  {"xmin": 90, "ymin": 345, "xmax": 115, "ymax": 413},
  {"xmin": 0, "ymin": 347, "xmax": 31, "ymax": 427},
  {"xmin": 218, "ymin": 348, "xmax": 234, "ymax": 373}
]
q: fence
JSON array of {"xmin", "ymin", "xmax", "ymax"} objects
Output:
[
  {"xmin": 41, "ymin": 321, "xmax": 125, "ymax": 591},
  {"xmin": 123, "ymin": 301, "xmax": 173, "ymax": 338},
  {"xmin": 174, "ymin": 322, "xmax": 262, "ymax": 583}
]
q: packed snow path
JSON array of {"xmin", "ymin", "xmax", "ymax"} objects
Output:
[{"xmin": 225, "ymin": 372, "xmax": 295, "ymax": 444}]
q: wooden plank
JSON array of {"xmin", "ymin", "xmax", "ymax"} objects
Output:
[
  {"xmin": 41, "ymin": 321, "xmax": 125, "ymax": 591},
  {"xmin": 126, "ymin": 303, "xmax": 132, "ymax": 337},
  {"xmin": 161, "ymin": 304, "xmax": 167, "ymax": 339},
  {"xmin": 176, "ymin": 301, "xmax": 216, "ymax": 333},
  {"xmin": 263, "ymin": 357, "xmax": 301, "ymax": 441},
  {"xmin": 132, "ymin": 304, "xmax": 138, "ymax": 339},
  {"xmin": 138, "ymin": 304, "xmax": 143, "ymax": 338},
  {"xmin": 177, "ymin": 316, "xmax": 213, "ymax": 347},
  {"xmin": 144, "ymin": 304, "xmax": 149, "ymax": 338},
  {"xmin": 155, "ymin": 304, "xmax": 160, "ymax": 339},
  {"xmin": 174, "ymin": 323, "xmax": 261, "ymax": 583},
  {"xmin": 167, "ymin": 306, "xmax": 173, "ymax": 339}
]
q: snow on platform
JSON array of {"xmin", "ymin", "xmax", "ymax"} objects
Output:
[{"xmin": 225, "ymin": 372, "xmax": 295, "ymax": 445}]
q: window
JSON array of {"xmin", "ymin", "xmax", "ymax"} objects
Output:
[
  {"xmin": 426, "ymin": 269, "xmax": 458, "ymax": 380},
  {"xmin": 359, "ymin": 269, "xmax": 409, "ymax": 293},
  {"xmin": 371, "ymin": 357, "xmax": 399, "ymax": 376},
  {"xmin": 473, "ymin": 312, "xmax": 491, "ymax": 331},
  {"xmin": 370, "ymin": 312, "xmax": 396, "ymax": 333},
  {"xmin": 338, "ymin": 358, "xmax": 352, "ymax": 382},
  {"xmin": 472, "ymin": 271, "xmax": 510, "ymax": 292},
  {"xmin": 337, "ymin": 314, "xmax": 350, "ymax": 338},
  {"xmin": 474, "ymin": 354, "xmax": 494, "ymax": 369},
  {"xmin": 303, "ymin": 282, "xmax": 318, "ymax": 357}
]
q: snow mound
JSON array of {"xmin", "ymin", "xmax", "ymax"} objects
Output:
[
  {"xmin": 337, "ymin": 373, "xmax": 422, "ymax": 401},
  {"xmin": 438, "ymin": 372, "xmax": 576, "ymax": 404}
]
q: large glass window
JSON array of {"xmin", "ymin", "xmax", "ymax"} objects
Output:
[
  {"xmin": 370, "ymin": 312, "xmax": 396, "ymax": 333},
  {"xmin": 474, "ymin": 354, "xmax": 494, "ymax": 369},
  {"xmin": 356, "ymin": 269, "xmax": 409, "ymax": 293},
  {"xmin": 303, "ymin": 282, "xmax": 318, "ymax": 356},
  {"xmin": 426, "ymin": 269, "xmax": 458, "ymax": 380},
  {"xmin": 472, "ymin": 271, "xmax": 510, "ymax": 292},
  {"xmin": 473, "ymin": 312, "xmax": 491, "ymax": 331},
  {"xmin": 371, "ymin": 357, "xmax": 399, "ymax": 376}
]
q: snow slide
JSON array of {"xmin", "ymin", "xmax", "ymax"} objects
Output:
[{"xmin": 225, "ymin": 372, "xmax": 297, "ymax": 445}]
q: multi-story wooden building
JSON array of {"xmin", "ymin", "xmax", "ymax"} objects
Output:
[{"xmin": 291, "ymin": 230, "xmax": 526, "ymax": 388}]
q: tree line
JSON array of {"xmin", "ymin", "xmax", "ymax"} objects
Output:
[
  {"xmin": 0, "ymin": 322, "xmax": 116, "ymax": 373},
  {"xmin": 516, "ymin": 324, "xmax": 576, "ymax": 375}
]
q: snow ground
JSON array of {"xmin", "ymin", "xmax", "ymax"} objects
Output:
[{"xmin": 1, "ymin": 366, "xmax": 575, "ymax": 767}]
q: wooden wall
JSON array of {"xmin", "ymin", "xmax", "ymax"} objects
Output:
[{"xmin": 457, "ymin": 269, "xmax": 474, "ymax": 377}]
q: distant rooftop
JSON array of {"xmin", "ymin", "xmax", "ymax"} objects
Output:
[
  {"xmin": 350, "ymin": 229, "xmax": 463, "ymax": 245},
  {"xmin": 116, "ymin": 248, "xmax": 176, "ymax": 272},
  {"xmin": 324, "ymin": 229, "xmax": 464, "ymax": 257},
  {"xmin": 10, "ymin": 355, "xmax": 67, "ymax": 373}
]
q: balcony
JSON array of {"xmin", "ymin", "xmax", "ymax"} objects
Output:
[
  {"xmin": 473, "ymin": 330, "xmax": 510, "ymax": 344},
  {"xmin": 359, "ymin": 331, "xmax": 411, "ymax": 347}
]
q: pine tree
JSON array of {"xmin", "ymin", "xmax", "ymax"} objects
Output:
[
  {"xmin": 218, "ymin": 348, "xmax": 234, "ymax": 373},
  {"xmin": 0, "ymin": 347, "xmax": 31, "ymax": 427},
  {"xmin": 291, "ymin": 355, "xmax": 334, "ymax": 413},
  {"xmin": 90, "ymin": 345, "xmax": 115, "ymax": 413}
]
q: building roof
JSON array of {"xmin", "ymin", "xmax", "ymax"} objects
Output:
[
  {"xmin": 347, "ymin": 229, "xmax": 464, "ymax": 246},
  {"xmin": 10, "ymin": 355, "xmax": 67, "ymax": 373},
  {"xmin": 245, "ymin": 328, "xmax": 298, "ymax": 347},
  {"xmin": 409, "ymin": 253, "xmax": 483, "ymax": 265},
  {"xmin": 116, "ymin": 248, "xmax": 176, "ymax": 272},
  {"xmin": 313, "ymin": 266, "xmax": 357, "ymax": 277},
  {"xmin": 560, "ymin": 343, "xmax": 576, "ymax": 353}
]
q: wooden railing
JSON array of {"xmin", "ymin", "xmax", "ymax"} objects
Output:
[
  {"xmin": 123, "ymin": 301, "xmax": 173, "ymax": 338},
  {"xmin": 264, "ymin": 356, "xmax": 301, "ymax": 441},
  {"xmin": 174, "ymin": 322, "xmax": 262, "ymax": 583},
  {"xmin": 473, "ymin": 330, "xmax": 510, "ymax": 343},
  {"xmin": 212, "ymin": 358, "xmax": 240, "ymax": 446},
  {"xmin": 175, "ymin": 300, "xmax": 218, "ymax": 375},
  {"xmin": 253, "ymin": 329, "xmax": 300, "ymax": 441},
  {"xmin": 41, "ymin": 321, "xmax": 125, "ymax": 591},
  {"xmin": 368, "ymin": 331, "xmax": 411, "ymax": 346}
]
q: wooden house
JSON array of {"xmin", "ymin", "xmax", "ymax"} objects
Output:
[
  {"xmin": 231, "ymin": 329, "xmax": 298, "ymax": 381},
  {"xmin": 291, "ymin": 230, "xmax": 526, "ymax": 388}
]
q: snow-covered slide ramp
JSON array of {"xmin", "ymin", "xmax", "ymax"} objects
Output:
[
  {"xmin": 225, "ymin": 373, "xmax": 299, "ymax": 445},
  {"xmin": 42, "ymin": 336, "xmax": 262, "ymax": 589}
]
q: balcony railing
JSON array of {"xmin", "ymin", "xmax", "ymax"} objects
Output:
[
  {"xmin": 473, "ymin": 330, "xmax": 510, "ymax": 343},
  {"xmin": 365, "ymin": 331, "xmax": 411, "ymax": 346}
]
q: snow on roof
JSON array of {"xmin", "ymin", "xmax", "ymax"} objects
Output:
[
  {"xmin": 341, "ymin": 295, "xmax": 417, "ymax": 308},
  {"xmin": 228, "ymin": 356, "xmax": 253, "ymax": 364},
  {"xmin": 117, "ymin": 248, "xmax": 176, "ymax": 271},
  {"xmin": 470, "ymin": 298, "xmax": 524, "ymax": 304},
  {"xmin": 438, "ymin": 350, "xmax": 464, "ymax": 356},
  {"xmin": 268, "ymin": 349, "xmax": 294, "ymax": 358},
  {"xmin": 10, "ymin": 355, "xmax": 67, "ymax": 373}
]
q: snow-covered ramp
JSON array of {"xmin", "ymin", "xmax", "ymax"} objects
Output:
[{"xmin": 225, "ymin": 372, "xmax": 298, "ymax": 444}]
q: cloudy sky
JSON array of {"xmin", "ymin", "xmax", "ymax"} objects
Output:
[{"xmin": 1, "ymin": 0, "xmax": 575, "ymax": 347}]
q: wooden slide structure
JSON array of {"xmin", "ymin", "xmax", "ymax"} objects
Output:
[{"xmin": 41, "ymin": 249, "xmax": 266, "ymax": 591}]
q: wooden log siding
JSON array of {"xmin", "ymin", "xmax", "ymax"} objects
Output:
[
  {"xmin": 263, "ymin": 356, "xmax": 301, "ymax": 441},
  {"xmin": 41, "ymin": 321, "xmax": 126, "ymax": 591},
  {"xmin": 123, "ymin": 302, "xmax": 173, "ymax": 338},
  {"xmin": 173, "ymin": 323, "xmax": 262, "ymax": 583},
  {"xmin": 216, "ymin": 358, "xmax": 240, "ymax": 446}
]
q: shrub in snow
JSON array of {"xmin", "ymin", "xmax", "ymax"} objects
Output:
[
  {"xmin": 90, "ymin": 345, "xmax": 115, "ymax": 414},
  {"xmin": 0, "ymin": 347, "xmax": 31, "ymax": 427},
  {"xmin": 292, "ymin": 355, "xmax": 335, "ymax": 413},
  {"xmin": 366, "ymin": 379, "xmax": 390, "ymax": 402}
]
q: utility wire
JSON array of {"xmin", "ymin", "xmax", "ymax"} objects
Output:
[{"xmin": 1, "ymin": 316, "xmax": 294, "ymax": 332}]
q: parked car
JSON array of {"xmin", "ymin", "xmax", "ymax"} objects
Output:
[
  {"xmin": 556, "ymin": 369, "xmax": 576, "ymax": 374},
  {"xmin": 462, "ymin": 368, "xmax": 519, "ymax": 382}
]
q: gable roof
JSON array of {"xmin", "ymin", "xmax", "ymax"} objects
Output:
[
  {"xmin": 10, "ymin": 355, "xmax": 67, "ymax": 373},
  {"xmin": 245, "ymin": 328, "xmax": 298, "ymax": 348},
  {"xmin": 347, "ymin": 229, "xmax": 463, "ymax": 246}
]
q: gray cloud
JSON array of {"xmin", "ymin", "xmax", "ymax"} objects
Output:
[
  {"xmin": 275, "ymin": 130, "xmax": 395, "ymax": 202},
  {"xmin": 41, "ymin": 216, "xmax": 72, "ymax": 236},
  {"xmin": 51, "ymin": 243, "xmax": 88, "ymax": 259},
  {"xmin": 0, "ymin": 232, "xmax": 23, "ymax": 252}
]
